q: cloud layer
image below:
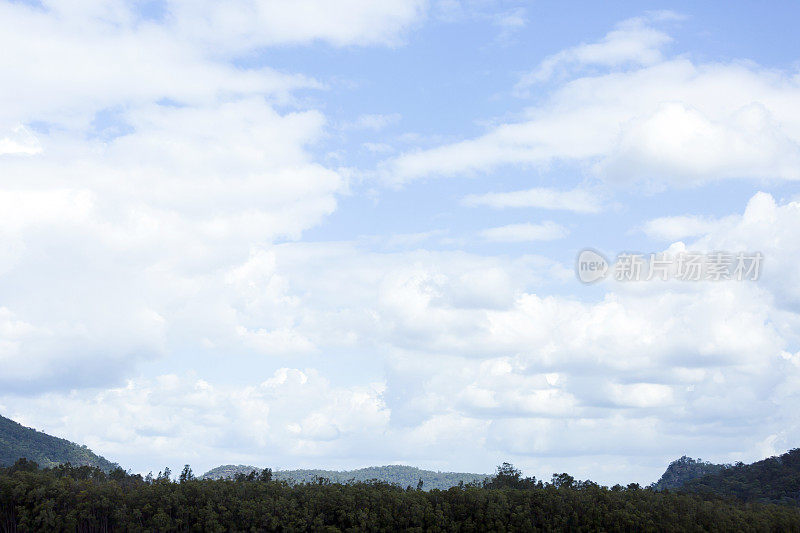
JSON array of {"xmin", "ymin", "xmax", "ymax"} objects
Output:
[
  {"xmin": 3, "ymin": 4, "xmax": 800, "ymax": 485},
  {"xmin": 5, "ymin": 192, "xmax": 800, "ymax": 482}
]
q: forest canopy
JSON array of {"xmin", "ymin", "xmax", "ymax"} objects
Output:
[{"xmin": 2, "ymin": 459, "xmax": 800, "ymax": 531}]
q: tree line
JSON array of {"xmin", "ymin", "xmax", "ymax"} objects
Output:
[{"xmin": 1, "ymin": 459, "xmax": 799, "ymax": 531}]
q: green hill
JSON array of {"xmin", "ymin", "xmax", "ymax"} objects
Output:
[
  {"xmin": 202, "ymin": 464, "xmax": 488, "ymax": 490},
  {"xmin": 0, "ymin": 414, "xmax": 118, "ymax": 472},
  {"xmin": 651, "ymin": 455, "xmax": 728, "ymax": 491},
  {"xmin": 678, "ymin": 448, "xmax": 800, "ymax": 505}
]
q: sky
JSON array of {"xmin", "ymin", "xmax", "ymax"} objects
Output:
[{"xmin": 1, "ymin": 0, "xmax": 800, "ymax": 485}]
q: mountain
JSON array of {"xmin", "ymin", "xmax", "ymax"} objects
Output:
[
  {"xmin": 202, "ymin": 464, "xmax": 489, "ymax": 490},
  {"xmin": 203, "ymin": 464, "xmax": 259, "ymax": 480},
  {"xmin": 651, "ymin": 456, "xmax": 728, "ymax": 491},
  {"xmin": 678, "ymin": 448, "xmax": 800, "ymax": 505},
  {"xmin": 0, "ymin": 414, "xmax": 118, "ymax": 472}
]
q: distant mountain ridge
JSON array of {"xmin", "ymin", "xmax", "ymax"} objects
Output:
[
  {"xmin": 651, "ymin": 456, "xmax": 728, "ymax": 491},
  {"xmin": 0, "ymin": 414, "xmax": 118, "ymax": 472},
  {"xmin": 679, "ymin": 448, "xmax": 800, "ymax": 505},
  {"xmin": 6, "ymin": 406, "xmax": 800, "ymax": 506},
  {"xmin": 202, "ymin": 464, "xmax": 489, "ymax": 490},
  {"xmin": 651, "ymin": 448, "xmax": 800, "ymax": 506}
]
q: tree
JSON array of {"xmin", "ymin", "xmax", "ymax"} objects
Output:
[
  {"xmin": 180, "ymin": 465, "xmax": 194, "ymax": 483},
  {"xmin": 495, "ymin": 462, "xmax": 522, "ymax": 487},
  {"xmin": 9, "ymin": 458, "xmax": 39, "ymax": 473},
  {"xmin": 552, "ymin": 473, "xmax": 575, "ymax": 489},
  {"xmin": 485, "ymin": 462, "xmax": 537, "ymax": 489},
  {"xmin": 109, "ymin": 467, "xmax": 128, "ymax": 481},
  {"xmin": 259, "ymin": 468, "xmax": 273, "ymax": 482},
  {"xmin": 157, "ymin": 467, "xmax": 172, "ymax": 482}
]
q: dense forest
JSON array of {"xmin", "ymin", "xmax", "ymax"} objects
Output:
[
  {"xmin": 0, "ymin": 415, "xmax": 118, "ymax": 472},
  {"xmin": 2, "ymin": 460, "xmax": 800, "ymax": 531},
  {"xmin": 203, "ymin": 464, "xmax": 487, "ymax": 490}
]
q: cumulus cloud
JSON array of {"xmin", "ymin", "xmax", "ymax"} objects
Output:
[
  {"xmin": 0, "ymin": 368, "xmax": 390, "ymax": 474},
  {"xmin": 244, "ymin": 194, "xmax": 800, "ymax": 478},
  {"xmin": 0, "ymin": 4, "xmax": 316, "ymax": 129},
  {"xmin": 682, "ymin": 192, "xmax": 800, "ymax": 312},
  {"xmin": 0, "ymin": 1, "xmax": 366, "ymax": 391},
  {"xmin": 0, "ymin": 0, "xmax": 426, "ymax": 128},
  {"xmin": 9, "ymin": 190, "xmax": 800, "ymax": 483},
  {"xmin": 383, "ymin": 16, "xmax": 800, "ymax": 186},
  {"xmin": 0, "ymin": 98, "xmax": 344, "ymax": 391}
]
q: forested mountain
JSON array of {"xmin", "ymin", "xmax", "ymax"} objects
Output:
[
  {"xmin": 651, "ymin": 456, "xmax": 727, "ymax": 491},
  {"xmin": 202, "ymin": 465, "xmax": 259, "ymax": 480},
  {"xmin": 679, "ymin": 448, "xmax": 800, "ymax": 505},
  {"xmin": 203, "ymin": 464, "xmax": 488, "ymax": 490},
  {"xmin": 0, "ymin": 414, "xmax": 118, "ymax": 472}
]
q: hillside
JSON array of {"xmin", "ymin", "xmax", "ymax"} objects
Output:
[
  {"xmin": 651, "ymin": 456, "xmax": 728, "ymax": 491},
  {"xmin": 0, "ymin": 414, "xmax": 118, "ymax": 471},
  {"xmin": 679, "ymin": 448, "xmax": 800, "ymax": 505},
  {"xmin": 203, "ymin": 464, "xmax": 488, "ymax": 490}
]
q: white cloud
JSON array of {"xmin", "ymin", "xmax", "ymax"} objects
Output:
[
  {"xmin": 643, "ymin": 214, "xmax": 733, "ymax": 241},
  {"xmin": 0, "ymin": 125, "xmax": 42, "ymax": 156},
  {"xmin": 680, "ymin": 192, "xmax": 800, "ymax": 312},
  {"xmin": 362, "ymin": 142, "xmax": 394, "ymax": 153},
  {"xmin": 0, "ymin": 0, "xmax": 427, "ymax": 128},
  {"xmin": 493, "ymin": 8, "xmax": 526, "ymax": 31},
  {"xmin": 608, "ymin": 382, "xmax": 675, "ymax": 408},
  {"xmin": 480, "ymin": 221, "xmax": 569, "ymax": 242},
  {"xmin": 168, "ymin": 0, "xmax": 427, "ymax": 50},
  {"xmin": 0, "ymin": 0, "xmax": 434, "ymax": 394},
  {"xmin": 236, "ymin": 326, "xmax": 317, "ymax": 356},
  {"xmin": 463, "ymin": 186, "xmax": 603, "ymax": 213},
  {"xmin": 5, "ymin": 192, "xmax": 800, "ymax": 482},
  {"xmin": 517, "ymin": 12, "xmax": 677, "ymax": 87},
  {"xmin": 272, "ymin": 194, "xmax": 800, "ymax": 476},
  {"xmin": 0, "ymin": 369, "xmax": 390, "ymax": 474},
  {"xmin": 0, "ymin": 3, "xmax": 317, "ymax": 129},
  {"xmin": 0, "ymin": 36, "xmax": 345, "ymax": 392},
  {"xmin": 383, "ymin": 17, "xmax": 800, "ymax": 186}
]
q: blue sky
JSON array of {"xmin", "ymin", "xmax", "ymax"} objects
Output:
[{"xmin": 2, "ymin": 0, "xmax": 800, "ymax": 485}]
